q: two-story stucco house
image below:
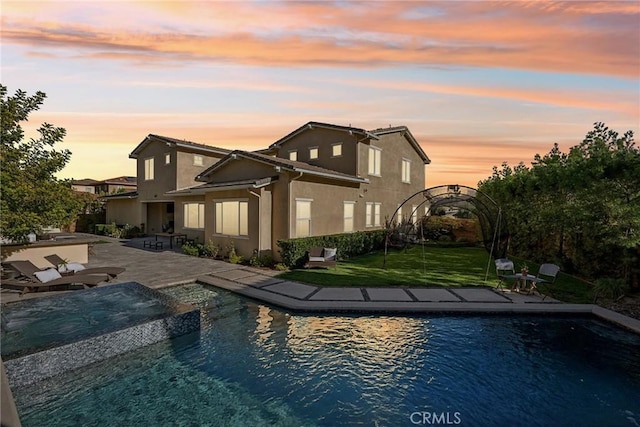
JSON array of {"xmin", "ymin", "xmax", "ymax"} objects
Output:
[{"xmin": 105, "ymin": 122, "xmax": 430, "ymax": 258}]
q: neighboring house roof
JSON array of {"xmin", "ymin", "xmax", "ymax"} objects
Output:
[
  {"xmin": 368, "ymin": 126, "xmax": 431, "ymax": 164},
  {"xmin": 100, "ymin": 191, "xmax": 138, "ymax": 200},
  {"xmin": 167, "ymin": 177, "xmax": 279, "ymax": 196},
  {"xmin": 264, "ymin": 121, "xmax": 379, "ymax": 152},
  {"xmin": 72, "ymin": 178, "xmax": 100, "ymax": 186},
  {"xmin": 196, "ymin": 150, "xmax": 370, "ymax": 184},
  {"xmin": 102, "ymin": 176, "xmax": 137, "ymax": 185},
  {"xmin": 129, "ymin": 134, "xmax": 232, "ymax": 159}
]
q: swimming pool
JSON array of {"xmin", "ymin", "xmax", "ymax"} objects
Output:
[{"xmin": 8, "ymin": 283, "xmax": 640, "ymax": 426}]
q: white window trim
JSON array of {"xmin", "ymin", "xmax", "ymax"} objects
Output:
[
  {"xmin": 193, "ymin": 154, "xmax": 204, "ymax": 167},
  {"xmin": 214, "ymin": 199, "xmax": 249, "ymax": 237},
  {"xmin": 366, "ymin": 202, "xmax": 381, "ymax": 227},
  {"xmin": 295, "ymin": 198, "xmax": 313, "ymax": 238},
  {"xmin": 144, "ymin": 157, "xmax": 154, "ymax": 181},
  {"xmin": 402, "ymin": 158, "xmax": 411, "ymax": 183},
  {"xmin": 343, "ymin": 201, "xmax": 355, "ymax": 233},
  {"xmin": 309, "ymin": 146, "xmax": 319, "ymax": 160},
  {"xmin": 332, "ymin": 143, "xmax": 343, "ymax": 157},
  {"xmin": 165, "ymin": 152, "xmax": 171, "ymax": 165},
  {"xmin": 289, "ymin": 150, "xmax": 298, "ymax": 161},
  {"xmin": 183, "ymin": 202, "xmax": 205, "ymax": 229},
  {"xmin": 368, "ymin": 146, "xmax": 382, "ymax": 176}
]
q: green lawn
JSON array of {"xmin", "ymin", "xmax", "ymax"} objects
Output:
[{"xmin": 277, "ymin": 245, "xmax": 593, "ymax": 303}]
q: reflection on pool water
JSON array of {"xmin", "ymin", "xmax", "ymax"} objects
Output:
[{"xmin": 9, "ymin": 283, "xmax": 640, "ymax": 426}]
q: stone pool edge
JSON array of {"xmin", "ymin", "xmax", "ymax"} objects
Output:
[{"xmin": 197, "ymin": 275, "xmax": 640, "ymax": 335}]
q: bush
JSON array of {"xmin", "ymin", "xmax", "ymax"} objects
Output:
[
  {"xmin": 277, "ymin": 230, "xmax": 386, "ymax": 268},
  {"xmin": 200, "ymin": 240, "xmax": 221, "ymax": 258},
  {"xmin": 249, "ymin": 251, "xmax": 275, "ymax": 268},
  {"xmin": 182, "ymin": 243, "xmax": 199, "ymax": 257},
  {"xmin": 593, "ymin": 278, "xmax": 628, "ymax": 302}
]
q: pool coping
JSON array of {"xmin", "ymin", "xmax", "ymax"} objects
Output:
[{"xmin": 196, "ymin": 273, "xmax": 640, "ymax": 335}]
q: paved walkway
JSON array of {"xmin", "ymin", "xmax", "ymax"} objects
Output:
[{"xmin": 2, "ymin": 235, "xmax": 639, "ymax": 333}]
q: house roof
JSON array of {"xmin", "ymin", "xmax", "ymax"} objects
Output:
[
  {"xmin": 166, "ymin": 177, "xmax": 279, "ymax": 196},
  {"xmin": 72, "ymin": 178, "xmax": 101, "ymax": 186},
  {"xmin": 265, "ymin": 121, "xmax": 379, "ymax": 152},
  {"xmin": 99, "ymin": 191, "xmax": 138, "ymax": 200},
  {"xmin": 129, "ymin": 134, "xmax": 232, "ymax": 159},
  {"xmin": 196, "ymin": 150, "xmax": 369, "ymax": 185},
  {"xmin": 368, "ymin": 126, "xmax": 431, "ymax": 164},
  {"xmin": 102, "ymin": 176, "xmax": 137, "ymax": 185}
]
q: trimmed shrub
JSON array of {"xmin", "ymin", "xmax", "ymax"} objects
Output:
[{"xmin": 277, "ymin": 230, "xmax": 386, "ymax": 268}]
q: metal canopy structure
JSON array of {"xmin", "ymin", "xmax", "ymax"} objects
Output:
[{"xmin": 383, "ymin": 185, "xmax": 510, "ymax": 280}]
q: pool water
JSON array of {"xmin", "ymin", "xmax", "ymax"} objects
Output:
[
  {"xmin": 9, "ymin": 283, "xmax": 640, "ymax": 426},
  {"xmin": 1, "ymin": 284, "xmax": 174, "ymax": 359}
]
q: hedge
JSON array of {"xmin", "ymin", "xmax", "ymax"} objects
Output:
[{"xmin": 277, "ymin": 230, "xmax": 387, "ymax": 268}]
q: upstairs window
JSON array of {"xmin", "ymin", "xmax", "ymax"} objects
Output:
[
  {"xmin": 144, "ymin": 157, "xmax": 154, "ymax": 181},
  {"xmin": 289, "ymin": 150, "xmax": 298, "ymax": 161},
  {"xmin": 193, "ymin": 155, "xmax": 203, "ymax": 166},
  {"xmin": 184, "ymin": 202, "xmax": 205, "ymax": 229},
  {"xmin": 332, "ymin": 143, "xmax": 342, "ymax": 157},
  {"xmin": 368, "ymin": 146, "xmax": 381, "ymax": 176},
  {"xmin": 165, "ymin": 153, "xmax": 171, "ymax": 165},
  {"xmin": 402, "ymin": 159, "xmax": 411, "ymax": 183},
  {"xmin": 309, "ymin": 147, "xmax": 318, "ymax": 160}
]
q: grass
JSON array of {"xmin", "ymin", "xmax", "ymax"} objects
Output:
[{"xmin": 277, "ymin": 245, "xmax": 594, "ymax": 303}]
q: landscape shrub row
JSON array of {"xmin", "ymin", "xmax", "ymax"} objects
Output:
[{"xmin": 277, "ymin": 230, "xmax": 386, "ymax": 268}]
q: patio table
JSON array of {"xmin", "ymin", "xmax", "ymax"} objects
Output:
[{"xmin": 154, "ymin": 232, "xmax": 187, "ymax": 249}]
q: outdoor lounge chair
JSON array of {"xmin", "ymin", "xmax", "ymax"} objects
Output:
[
  {"xmin": 44, "ymin": 254, "xmax": 125, "ymax": 279},
  {"xmin": 1, "ymin": 263, "xmax": 106, "ymax": 295},
  {"xmin": 305, "ymin": 247, "xmax": 337, "ymax": 268},
  {"xmin": 6, "ymin": 260, "xmax": 113, "ymax": 284}
]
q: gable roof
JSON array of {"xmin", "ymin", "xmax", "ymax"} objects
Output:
[
  {"xmin": 99, "ymin": 190, "xmax": 138, "ymax": 200},
  {"xmin": 197, "ymin": 150, "xmax": 369, "ymax": 184},
  {"xmin": 101, "ymin": 176, "xmax": 137, "ymax": 185},
  {"xmin": 369, "ymin": 126, "xmax": 431, "ymax": 164},
  {"xmin": 129, "ymin": 134, "xmax": 232, "ymax": 159},
  {"xmin": 266, "ymin": 121, "xmax": 379, "ymax": 151},
  {"xmin": 72, "ymin": 178, "xmax": 100, "ymax": 186},
  {"xmin": 166, "ymin": 176, "xmax": 279, "ymax": 196}
]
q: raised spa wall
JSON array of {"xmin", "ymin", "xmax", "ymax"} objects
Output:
[{"xmin": 3, "ymin": 283, "xmax": 201, "ymax": 389}]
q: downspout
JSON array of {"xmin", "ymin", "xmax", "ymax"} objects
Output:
[
  {"xmin": 289, "ymin": 172, "xmax": 304, "ymax": 237},
  {"xmin": 248, "ymin": 189, "xmax": 261, "ymax": 254}
]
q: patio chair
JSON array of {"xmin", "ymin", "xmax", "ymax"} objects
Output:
[
  {"xmin": 495, "ymin": 258, "xmax": 515, "ymax": 290},
  {"xmin": 305, "ymin": 247, "xmax": 337, "ymax": 268},
  {"xmin": 44, "ymin": 254, "xmax": 125, "ymax": 279},
  {"xmin": 1, "ymin": 263, "xmax": 106, "ymax": 295},
  {"xmin": 529, "ymin": 263, "xmax": 561, "ymax": 300}
]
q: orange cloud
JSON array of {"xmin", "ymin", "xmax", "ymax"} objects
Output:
[{"xmin": 2, "ymin": 1, "xmax": 638, "ymax": 77}]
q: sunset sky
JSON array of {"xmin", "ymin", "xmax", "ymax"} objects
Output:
[{"xmin": 2, "ymin": 0, "xmax": 638, "ymax": 188}]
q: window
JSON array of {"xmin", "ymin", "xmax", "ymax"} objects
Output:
[
  {"xmin": 165, "ymin": 153, "xmax": 171, "ymax": 165},
  {"xmin": 411, "ymin": 205, "xmax": 418, "ymax": 224},
  {"xmin": 184, "ymin": 203, "xmax": 205, "ymax": 229},
  {"xmin": 144, "ymin": 157, "xmax": 154, "ymax": 181},
  {"xmin": 343, "ymin": 202, "xmax": 355, "ymax": 232},
  {"xmin": 84, "ymin": 187, "xmax": 93, "ymax": 193},
  {"xmin": 397, "ymin": 206, "xmax": 403, "ymax": 224},
  {"xmin": 368, "ymin": 146, "xmax": 381, "ymax": 176},
  {"xmin": 295, "ymin": 199, "xmax": 312, "ymax": 237},
  {"xmin": 366, "ymin": 202, "xmax": 381, "ymax": 227},
  {"xmin": 402, "ymin": 159, "xmax": 411, "ymax": 183},
  {"xmin": 332, "ymin": 143, "xmax": 342, "ymax": 157},
  {"xmin": 215, "ymin": 200, "xmax": 248, "ymax": 236},
  {"xmin": 193, "ymin": 155, "xmax": 203, "ymax": 166},
  {"xmin": 309, "ymin": 147, "xmax": 318, "ymax": 160},
  {"xmin": 289, "ymin": 150, "xmax": 297, "ymax": 161}
]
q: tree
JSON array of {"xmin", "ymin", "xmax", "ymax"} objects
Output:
[
  {"xmin": 479, "ymin": 122, "xmax": 640, "ymax": 286},
  {"xmin": 0, "ymin": 84, "xmax": 82, "ymax": 242}
]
